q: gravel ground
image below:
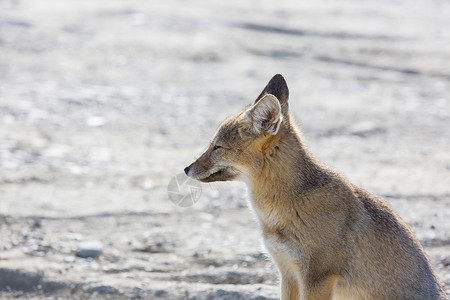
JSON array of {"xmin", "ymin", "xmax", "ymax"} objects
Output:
[{"xmin": 0, "ymin": 0, "xmax": 449, "ymax": 298}]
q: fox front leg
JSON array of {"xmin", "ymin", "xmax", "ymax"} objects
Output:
[
  {"xmin": 280, "ymin": 272, "xmax": 300, "ymax": 300},
  {"xmin": 301, "ymin": 275, "xmax": 338, "ymax": 300},
  {"xmin": 270, "ymin": 253, "xmax": 301, "ymax": 300}
]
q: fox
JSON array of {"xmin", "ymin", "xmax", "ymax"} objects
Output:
[{"xmin": 184, "ymin": 74, "xmax": 448, "ymax": 300}]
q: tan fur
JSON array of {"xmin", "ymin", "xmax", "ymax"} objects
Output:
[{"xmin": 185, "ymin": 74, "xmax": 448, "ymax": 300}]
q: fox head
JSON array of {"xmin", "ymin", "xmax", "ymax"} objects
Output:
[{"xmin": 184, "ymin": 74, "xmax": 293, "ymax": 183}]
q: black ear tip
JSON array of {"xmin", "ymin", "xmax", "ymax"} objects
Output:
[
  {"xmin": 255, "ymin": 73, "xmax": 289, "ymax": 105},
  {"xmin": 268, "ymin": 74, "xmax": 288, "ymax": 87},
  {"xmin": 273, "ymin": 73, "xmax": 285, "ymax": 79},
  {"xmin": 271, "ymin": 73, "xmax": 286, "ymax": 81}
]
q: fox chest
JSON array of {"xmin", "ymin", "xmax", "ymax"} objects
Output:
[
  {"xmin": 263, "ymin": 233, "xmax": 302, "ymax": 261},
  {"xmin": 248, "ymin": 197, "xmax": 298, "ymax": 252},
  {"xmin": 247, "ymin": 191, "xmax": 305, "ymax": 260}
]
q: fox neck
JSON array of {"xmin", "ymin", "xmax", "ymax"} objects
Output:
[{"xmin": 246, "ymin": 121, "xmax": 323, "ymax": 220}]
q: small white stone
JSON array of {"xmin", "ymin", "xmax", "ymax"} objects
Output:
[
  {"xmin": 141, "ymin": 179, "xmax": 154, "ymax": 190},
  {"xmin": 76, "ymin": 240, "xmax": 103, "ymax": 258},
  {"xmin": 85, "ymin": 116, "xmax": 107, "ymax": 127}
]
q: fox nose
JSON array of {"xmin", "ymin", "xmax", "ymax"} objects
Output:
[{"xmin": 184, "ymin": 166, "xmax": 190, "ymax": 175}]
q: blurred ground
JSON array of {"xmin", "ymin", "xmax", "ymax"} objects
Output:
[{"xmin": 0, "ymin": 0, "xmax": 449, "ymax": 299}]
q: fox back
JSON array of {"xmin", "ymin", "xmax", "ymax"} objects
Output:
[{"xmin": 185, "ymin": 74, "xmax": 447, "ymax": 300}]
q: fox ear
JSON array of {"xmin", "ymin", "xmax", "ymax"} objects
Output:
[
  {"xmin": 255, "ymin": 74, "xmax": 289, "ymax": 116},
  {"xmin": 244, "ymin": 94, "xmax": 282, "ymax": 135}
]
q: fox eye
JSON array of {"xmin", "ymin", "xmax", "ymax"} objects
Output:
[{"xmin": 213, "ymin": 145, "xmax": 222, "ymax": 151}]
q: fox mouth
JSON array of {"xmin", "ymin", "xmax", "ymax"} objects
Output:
[
  {"xmin": 199, "ymin": 168, "xmax": 226, "ymax": 182},
  {"xmin": 197, "ymin": 167, "xmax": 236, "ymax": 183}
]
